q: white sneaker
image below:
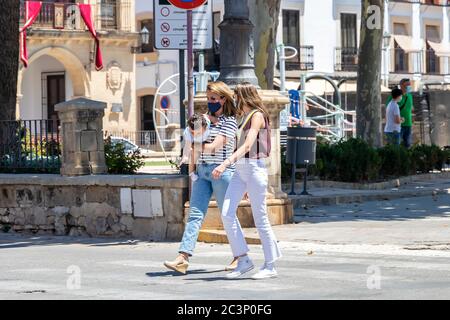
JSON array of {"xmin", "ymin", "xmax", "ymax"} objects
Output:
[
  {"xmin": 251, "ymin": 263, "xmax": 278, "ymax": 280},
  {"xmin": 225, "ymin": 256, "xmax": 254, "ymax": 279}
]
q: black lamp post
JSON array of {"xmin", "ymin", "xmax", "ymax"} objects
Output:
[{"xmin": 217, "ymin": 0, "xmax": 259, "ymax": 87}]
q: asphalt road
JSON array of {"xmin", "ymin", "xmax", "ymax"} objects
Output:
[{"xmin": 1, "ymin": 194, "xmax": 450, "ymax": 300}]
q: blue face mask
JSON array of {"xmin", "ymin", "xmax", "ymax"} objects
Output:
[
  {"xmin": 208, "ymin": 102, "xmax": 222, "ymax": 114},
  {"xmin": 406, "ymin": 86, "xmax": 412, "ymax": 93}
]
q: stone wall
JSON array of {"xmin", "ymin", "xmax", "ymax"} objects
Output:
[{"xmin": 0, "ymin": 174, "xmax": 188, "ymax": 241}]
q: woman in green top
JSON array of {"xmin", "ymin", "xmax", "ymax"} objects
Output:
[{"xmin": 386, "ymin": 79, "xmax": 414, "ymax": 148}]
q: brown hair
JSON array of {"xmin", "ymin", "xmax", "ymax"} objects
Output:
[
  {"xmin": 234, "ymin": 82, "xmax": 270, "ymax": 123},
  {"xmin": 187, "ymin": 113, "xmax": 208, "ymax": 130},
  {"xmin": 206, "ymin": 81, "xmax": 236, "ymax": 117}
]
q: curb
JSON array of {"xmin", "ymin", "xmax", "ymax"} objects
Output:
[
  {"xmin": 198, "ymin": 229, "xmax": 261, "ymax": 245},
  {"xmin": 289, "ymin": 187, "xmax": 450, "ymax": 209},
  {"xmin": 282, "ymin": 171, "xmax": 450, "ymax": 191}
]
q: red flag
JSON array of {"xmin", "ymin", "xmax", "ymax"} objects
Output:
[
  {"xmin": 20, "ymin": 1, "xmax": 42, "ymax": 67},
  {"xmin": 78, "ymin": 4, "xmax": 103, "ymax": 71}
]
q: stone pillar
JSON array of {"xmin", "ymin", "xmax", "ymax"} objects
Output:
[{"xmin": 55, "ymin": 98, "xmax": 107, "ymax": 176}]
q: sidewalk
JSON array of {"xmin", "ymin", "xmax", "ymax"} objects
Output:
[
  {"xmin": 200, "ymin": 193, "xmax": 450, "ymax": 248},
  {"xmin": 200, "ymin": 175, "xmax": 450, "ymax": 245},
  {"xmin": 285, "ymin": 175, "xmax": 450, "ymax": 208}
]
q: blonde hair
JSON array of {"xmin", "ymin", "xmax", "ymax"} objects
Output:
[
  {"xmin": 206, "ymin": 81, "xmax": 236, "ymax": 117},
  {"xmin": 234, "ymin": 82, "xmax": 270, "ymax": 123}
]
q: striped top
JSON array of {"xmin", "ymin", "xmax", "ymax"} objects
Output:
[{"xmin": 199, "ymin": 114, "xmax": 237, "ymax": 169}]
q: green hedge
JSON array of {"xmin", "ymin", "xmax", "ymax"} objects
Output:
[{"xmin": 281, "ymin": 138, "xmax": 450, "ymax": 183}]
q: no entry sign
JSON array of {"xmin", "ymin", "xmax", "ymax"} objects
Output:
[
  {"xmin": 167, "ymin": 0, "xmax": 208, "ymax": 10},
  {"xmin": 160, "ymin": 96, "xmax": 171, "ymax": 110}
]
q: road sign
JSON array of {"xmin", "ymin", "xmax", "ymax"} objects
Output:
[
  {"xmin": 154, "ymin": 0, "xmax": 213, "ymax": 50},
  {"xmin": 167, "ymin": 0, "xmax": 208, "ymax": 10},
  {"xmin": 160, "ymin": 96, "xmax": 171, "ymax": 110}
]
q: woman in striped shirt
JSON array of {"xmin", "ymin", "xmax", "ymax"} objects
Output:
[{"xmin": 164, "ymin": 81, "xmax": 238, "ymax": 274}]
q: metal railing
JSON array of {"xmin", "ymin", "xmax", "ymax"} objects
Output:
[
  {"xmin": 19, "ymin": 1, "xmax": 118, "ymax": 31},
  {"xmin": 425, "ymin": 49, "xmax": 440, "ymax": 74},
  {"xmin": 335, "ymin": 47, "xmax": 359, "ymax": 72},
  {"xmin": 283, "ymin": 45, "xmax": 314, "ymax": 71},
  {"xmin": 392, "ymin": 49, "xmax": 423, "ymax": 74},
  {"xmin": 105, "ymin": 131, "xmax": 159, "ymax": 150},
  {"xmin": 0, "ymin": 119, "xmax": 61, "ymax": 173},
  {"xmin": 304, "ymin": 92, "xmax": 356, "ymax": 142}
]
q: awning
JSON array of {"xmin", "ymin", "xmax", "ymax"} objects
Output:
[
  {"xmin": 427, "ymin": 40, "xmax": 450, "ymax": 57},
  {"xmin": 393, "ymin": 35, "xmax": 421, "ymax": 53}
]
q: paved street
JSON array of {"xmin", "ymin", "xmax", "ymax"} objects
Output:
[{"xmin": 1, "ymin": 194, "xmax": 450, "ymax": 300}]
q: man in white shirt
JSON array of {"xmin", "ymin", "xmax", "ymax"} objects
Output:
[{"xmin": 384, "ymin": 88, "xmax": 404, "ymax": 145}]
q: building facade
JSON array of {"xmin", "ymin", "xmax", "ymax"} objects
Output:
[
  {"xmin": 18, "ymin": 0, "xmax": 138, "ymax": 133},
  {"xmin": 204, "ymin": 0, "xmax": 450, "ymax": 88}
]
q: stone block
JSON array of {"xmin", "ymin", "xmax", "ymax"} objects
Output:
[
  {"xmin": 88, "ymin": 202, "xmax": 119, "ymax": 218},
  {"xmin": 163, "ymin": 188, "xmax": 187, "ymax": 223},
  {"xmin": 165, "ymin": 223, "xmax": 184, "ymax": 241},
  {"xmin": 106, "ymin": 213, "xmax": 119, "ymax": 226},
  {"xmin": 120, "ymin": 215, "xmax": 134, "ymax": 231},
  {"xmin": 51, "ymin": 206, "xmax": 70, "ymax": 217},
  {"xmin": 89, "ymin": 151, "xmax": 106, "ymax": 166},
  {"xmin": 120, "ymin": 188, "xmax": 133, "ymax": 214},
  {"xmin": 106, "ymin": 188, "xmax": 120, "ymax": 208},
  {"xmin": 23, "ymin": 207, "xmax": 48, "ymax": 226},
  {"xmin": 0, "ymin": 188, "xmax": 16, "ymax": 207},
  {"xmin": 131, "ymin": 218, "xmax": 167, "ymax": 241},
  {"xmin": 87, "ymin": 120, "xmax": 99, "ymax": 131},
  {"xmin": 44, "ymin": 187, "xmax": 85, "ymax": 207},
  {"xmin": 55, "ymin": 216, "xmax": 68, "ymax": 235},
  {"xmin": 15, "ymin": 187, "xmax": 43, "ymax": 208},
  {"xmin": 81, "ymin": 131, "xmax": 98, "ymax": 152},
  {"xmin": 86, "ymin": 186, "xmax": 108, "ymax": 203}
]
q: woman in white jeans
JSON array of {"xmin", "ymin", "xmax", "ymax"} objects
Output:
[{"xmin": 212, "ymin": 82, "xmax": 281, "ymax": 280}]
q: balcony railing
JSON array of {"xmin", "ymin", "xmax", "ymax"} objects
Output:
[
  {"xmin": 19, "ymin": 1, "xmax": 118, "ymax": 31},
  {"xmin": 335, "ymin": 47, "xmax": 359, "ymax": 72},
  {"xmin": 283, "ymin": 45, "xmax": 314, "ymax": 71},
  {"xmin": 392, "ymin": 48, "xmax": 424, "ymax": 73},
  {"xmin": 390, "ymin": 0, "xmax": 449, "ymax": 6},
  {"xmin": 391, "ymin": 49, "xmax": 450, "ymax": 75}
]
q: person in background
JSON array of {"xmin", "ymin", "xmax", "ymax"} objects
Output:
[
  {"xmin": 384, "ymin": 88, "xmax": 404, "ymax": 145},
  {"xmin": 386, "ymin": 78, "xmax": 414, "ymax": 148}
]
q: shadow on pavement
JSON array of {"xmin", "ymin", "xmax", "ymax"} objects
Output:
[{"xmin": 146, "ymin": 269, "xmax": 224, "ymax": 278}]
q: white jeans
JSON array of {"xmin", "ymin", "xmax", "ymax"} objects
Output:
[{"xmin": 221, "ymin": 159, "xmax": 282, "ymax": 264}]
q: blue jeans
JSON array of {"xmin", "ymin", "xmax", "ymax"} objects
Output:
[
  {"xmin": 385, "ymin": 131, "xmax": 400, "ymax": 145},
  {"xmin": 401, "ymin": 126, "xmax": 412, "ymax": 148},
  {"xmin": 179, "ymin": 164, "xmax": 233, "ymax": 256}
]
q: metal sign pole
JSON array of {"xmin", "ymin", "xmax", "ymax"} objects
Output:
[{"xmin": 187, "ymin": 9, "xmax": 194, "ymax": 118}]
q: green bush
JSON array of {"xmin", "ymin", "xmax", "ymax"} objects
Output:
[
  {"xmin": 409, "ymin": 144, "xmax": 445, "ymax": 173},
  {"xmin": 378, "ymin": 144, "xmax": 412, "ymax": 178},
  {"xmin": 281, "ymin": 137, "xmax": 448, "ymax": 183},
  {"xmin": 104, "ymin": 136, "xmax": 145, "ymax": 174}
]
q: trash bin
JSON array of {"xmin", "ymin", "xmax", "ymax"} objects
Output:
[{"xmin": 286, "ymin": 126, "xmax": 316, "ymax": 165}]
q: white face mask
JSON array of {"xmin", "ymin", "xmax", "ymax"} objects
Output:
[{"xmin": 192, "ymin": 128, "xmax": 210, "ymax": 143}]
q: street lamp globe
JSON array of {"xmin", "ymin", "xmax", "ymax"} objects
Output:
[{"xmin": 140, "ymin": 26, "xmax": 150, "ymax": 45}]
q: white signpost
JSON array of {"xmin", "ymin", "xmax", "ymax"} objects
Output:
[{"xmin": 154, "ymin": 0, "xmax": 213, "ymax": 50}]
